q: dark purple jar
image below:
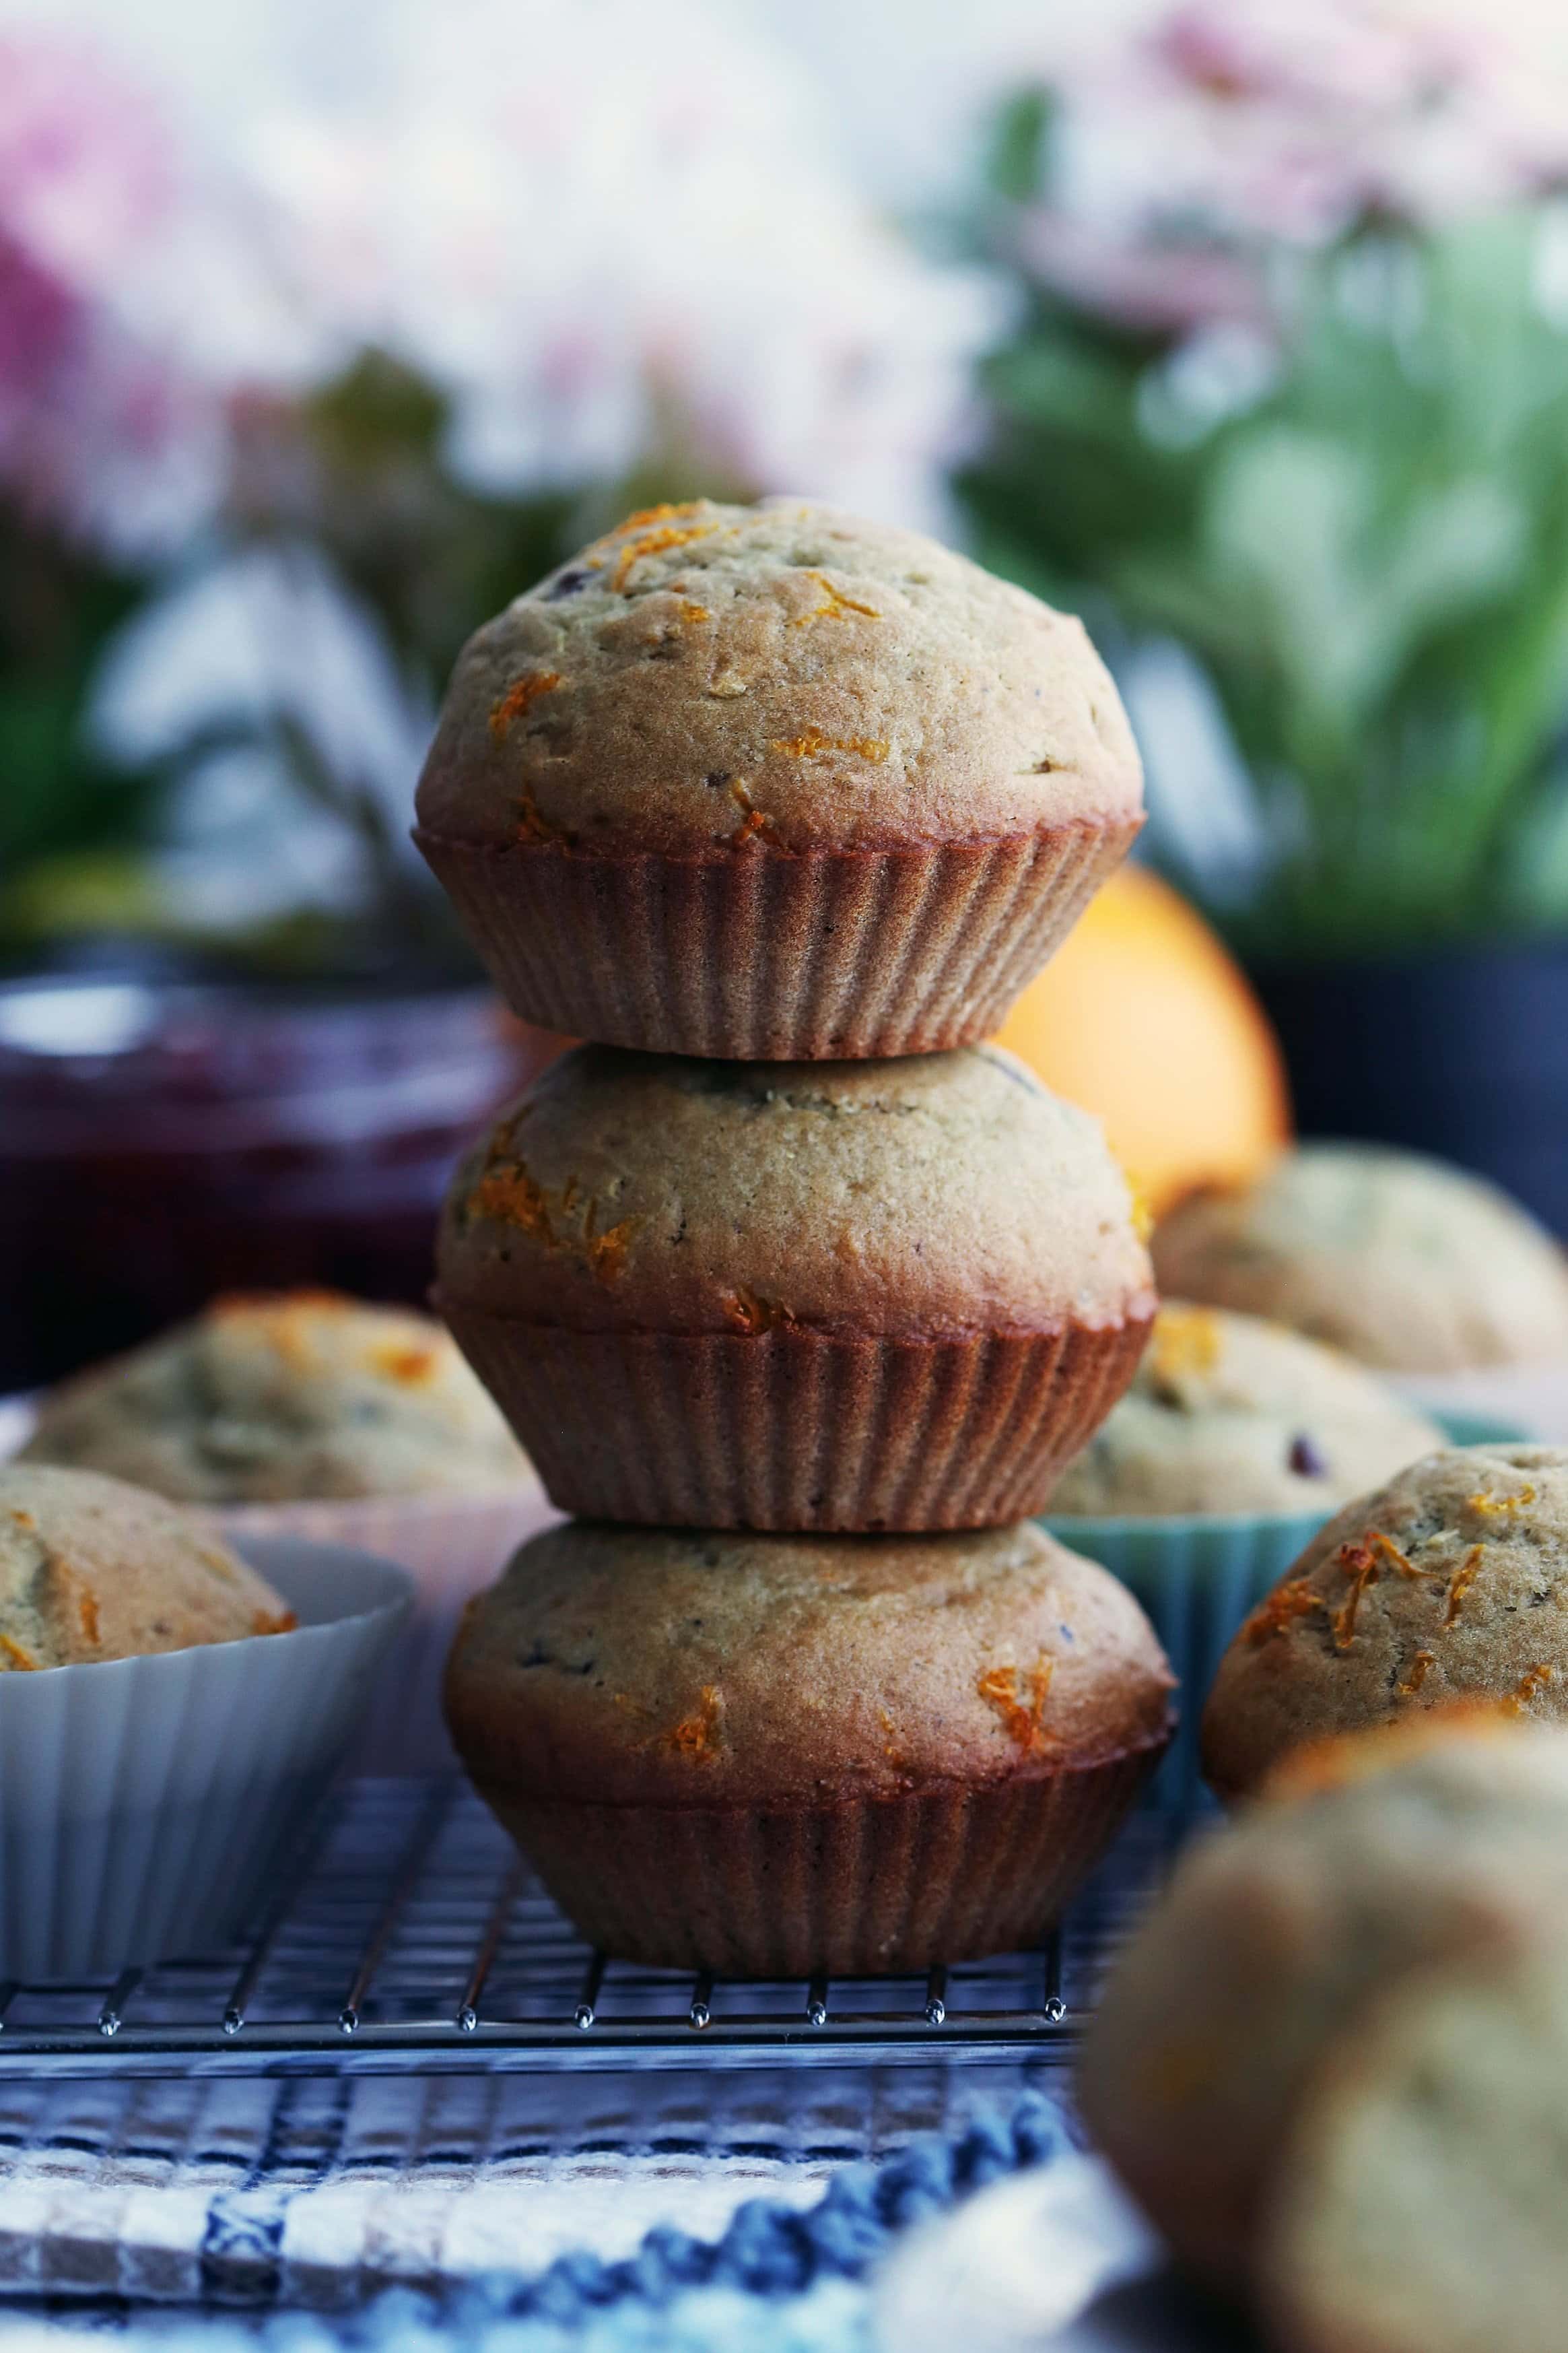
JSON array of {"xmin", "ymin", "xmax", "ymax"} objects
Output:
[{"xmin": 0, "ymin": 978, "xmax": 550, "ymax": 1389}]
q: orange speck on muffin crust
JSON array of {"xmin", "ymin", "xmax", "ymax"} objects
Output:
[
  {"xmin": 1243, "ymin": 1578, "xmax": 1326, "ymax": 1645},
  {"xmin": 489, "ymin": 671, "xmax": 563, "ymax": 741},
  {"xmin": 792, "ymin": 571, "xmax": 882, "ymax": 625},
  {"xmin": 1444, "ymin": 1545, "xmax": 1485, "ymax": 1628},
  {"xmin": 772, "ymin": 727, "xmax": 889, "ymax": 764},
  {"xmin": 668, "ymin": 1685, "xmax": 722, "ymax": 1762},
  {"xmin": 1505, "ymin": 1662, "xmax": 1556, "ymax": 1712},
  {"xmin": 976, "ymin": 1657, "xmax": 1056, "ymax": 1756},
  {"xmin": 468, "ymin": 1151, "xmax": 636, "ymax": 1286}
]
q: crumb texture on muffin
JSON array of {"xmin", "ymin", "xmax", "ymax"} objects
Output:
[
  {"xmin": 1153, "ymin": 1141, "xmax": 1568, "ymax": 1372},
  {"xmin": 0, "ymin": 1464, "xmax": 294, "ymax": 1667},
  {"xmin": 1262, "ymin": 1936, "xmax": 1568, "ymax": 2353},
  {"xmin": 414, "ymin": 499, "xmax": 1143, "ymax": 857},
  {"xmin": 1200, "ymin": 1446, "xmax": 1568, "ymax": 1797},
  {"xmin": 438, "ymin": 1044, "xmax": 1154, "ymax": 1340},
  {"xmin": 1049, "ymin": 1302, "xmax": 1443, "ymax": 1517},
  {"xmin": 1079, "ymin": 1716, "xmax": 1568, "ymax": 2294},
  {"xmin": 20, "ymin": 1291, "xmax": 527, "ymax": 1503},
  {"xmin": 444, "ymin": 1519, "xmax": 1174, "ymax": 1811}
]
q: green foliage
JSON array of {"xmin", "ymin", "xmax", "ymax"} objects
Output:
[
  {"xmin": 0, "ymin": 516, "xmax": 158, "ymax": 892},
  {"xmin": 959, "ymin": 209, "xmax": 1568, "ymax": 952},
  {"xmin": 290, "ymin": 349, "xmax": 580, "ymax": 696}
]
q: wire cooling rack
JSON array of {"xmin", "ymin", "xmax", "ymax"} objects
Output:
[{"xmin": 0, "ymin": 1778, "xmax": 1182, "ymax": 2079}]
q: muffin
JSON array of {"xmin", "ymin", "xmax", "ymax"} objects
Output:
[
  {"xmin": 20, "ymin": 1290, "xmax": 526, "ymax": 1502},
  {"xmin": 444, "ymin": 1518, "xmax": 1175, "ymax": 1975},
  {"xmin": 1202, "ymin": 1445, "xmax": 1568, "ymax": 1799},
  {"xmin": 0, "ymin": 1463, "xmax": 294, "ymax": 1665},
  {"xmin": 1153, "ymin": 1141, "xmax": 1568, "ymax": 1373},
  {"xmin": 435, "ymin": 1043, "xmax": 1157, "ymax": 1530},
  {"xmin": 1262, "ymin": 1930, "xmax": 1568, "ymax": 2353},
  {"xmin": 413, "ymin": 498, "xmax": 1144, "ymax": 1060},
  {"xmin": 1079, "ymin": 1713, "xmax": 1568, "ymax": 2294},
  {"xmin": 17, "ymin": 1293, "xmax": 543, "ymax": 1775},
  {"xmin": 1049, "ymin": 1303, "xmax": 1443, "ymax": 1517},
  {"xmin": 0, "ymin": 1464, "xmax": 410, "ymax": 1977}
]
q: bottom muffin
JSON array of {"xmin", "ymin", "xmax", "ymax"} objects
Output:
[{"xmin": 444, "ymin": 1520, "xmax": 1175, "ymax": 1975}]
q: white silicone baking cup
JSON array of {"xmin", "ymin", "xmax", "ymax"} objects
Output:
[
  {"xmin": 0, "ymin": 1536, "xmax": 411, "ymax": 1981},
  {"xmin": 217, "ymin": 1483, "xmax": 559, "ymax": 1774}
]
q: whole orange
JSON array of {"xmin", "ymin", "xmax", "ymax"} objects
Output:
[{"xmin": 992, "ymin": 865, "xmax": 1291, "ymax": 1216}]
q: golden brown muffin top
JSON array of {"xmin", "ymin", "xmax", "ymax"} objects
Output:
[
  {"xmin": 1202, "ymin": 1446, "xmax": 1568, "ymax": 1799},
  {"xmin": 436, "ymin": 1045, "xmax": 1155, "ymax": 1339},
  {"xmin": 444, "ymin": 1519, "xmax": 1174, "ymax": 1810},
  {"xmin": 1050, "ymin": 1302, "xmax": 1443, "ymax": 1517},
  {"xmin": 1153, "ymin": 1143, "xmax": 1568, "ymax": 1373},
  {"xmin": 0, "ymin": 1465, "xmax": 295, "ymax": 1669},
  {"xmin": 22, "ymin": 1291, "xmax": 526, "ymax": 1503},
  {"xmin": 414, "ymin": 499, "xmax": 1142, "ymax": 857}
]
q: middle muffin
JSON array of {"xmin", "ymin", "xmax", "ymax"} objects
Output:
[{"xmin": 437, "ymin": 1042, "xmax": 1155, "ymax": 1529}]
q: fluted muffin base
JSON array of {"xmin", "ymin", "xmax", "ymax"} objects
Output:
[
  {"xmin": 435, "ymin": 1311, "xmax": 1155, "ymax": 1531},
  {"xmin": 471, "ymin": 1741, "xmax": 1167, "ymax": 1976},
  {"xmin": 413, "ymin": 818, "xmax": 1142, "ymax": 1061}
]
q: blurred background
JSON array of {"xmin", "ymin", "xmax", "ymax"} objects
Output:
[{"xmin": 4, "ymin": 0, "xmax": 1568, "ymax": 1385}]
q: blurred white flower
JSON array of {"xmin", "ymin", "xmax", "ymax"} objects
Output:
[
  {"xmin": 242, "ymin": 0, "xmax": 997, "ymax": 529},
  {"xmin": 88, "ymin": 545, "xmax": 434, "ymax": 925}
]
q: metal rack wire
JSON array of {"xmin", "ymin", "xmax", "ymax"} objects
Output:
[{"xmin": 0, "ymin": 1779, "xmax": 1178, "ymax": 2078}]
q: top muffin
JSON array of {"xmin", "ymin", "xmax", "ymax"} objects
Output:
[
  {"xmin": 0, "ymin": 1465, "xmax": 294, "ymax": 1667},
  {"xmin": 1153, "ymin": 1143, "xmax": 1568, "ymax": 1372},
  {"xmin": 1049, "ymin": 1302, "xmax": 1445, "ymax": 1517},
  {"xmin": 412, "ymin": 502, "xmax": 1144, "ymax": 1059},
  {"xmin": 20, "ymin": 1292, "xmax": 528, "ymax": 1504},
  {"xmin": 415, "ymin": 499, "xmax": 1141, "ymax": 857}
]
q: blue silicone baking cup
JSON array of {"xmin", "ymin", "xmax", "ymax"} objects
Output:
[{"xmin": 1044, "ymin": 1410, "xmax": 1524, "ymax": 1816}]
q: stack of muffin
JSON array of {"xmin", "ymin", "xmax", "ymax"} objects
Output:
[{"xmin": 413, "ymin": 499, "xmax": 1175, "ymax": 1977}]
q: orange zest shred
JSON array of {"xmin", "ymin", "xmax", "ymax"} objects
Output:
[
  {"xmin": 77, "ymin": 1589, "xmax": 100, "ymax": 1647},
  {"xmin": 728, "ymin": 781, "xmax": 782, "ymax": 849},
  {"xmin": 681, "ymin": 601, "xmax": 711, "ymax": 623},
  {"xmin": 772, "ymin": 727, "xmax": 889, "ymax": 764},
  {"xmin": 976, "ymin": 1657, "xmax": 1056, "ymax": 1757},
  {"xmin": 1444, "ymin": 1545, "xmax": 1484, "ymax": 1629},
  {"xmin": 468, "ymin": 1150, "xmax": 635, "ymax": 1286},
  {"xmin": 1367, "ymin": 1531, "xmax": 1427, "ymax": 1580},
  {"xmin": 792, "ymin": 571, "xmax": 881, "ymax": 625},
  {"xmin": 1468, "ymin": 1484, "xmax": 1536, "ymax": 1518},
  {"xmin": 611, "ymin": 524, "xmax": 716, "ymax": 592},
  {"xmin": 1505, "ymin": 1663, "xmax": 1556, "ymax": 1713},
  {"xmin": 612, "ymin": 502, "xmax": 704, "ymax": 534},
  {"xmin": 1243, "ymin": 1578, "xmax": 1325, "ymax": 1646},
  {"xmin": 252, "ymin": 1610, "xmax": 299, "ymax": 1637},
  {"xmin": 489, "ymin": 670, "xmax": 563, "ymax": 741},
  {"xmin": 0, "ymin": 1635, "xmax": 37, "ymax": 1671},
  {"xmin": 514, "ymin": 783, "xmax": 572, "ymax": 849},
  {"xmin": 720, "ymin": 1287, "xmax": 796, "ymax": 1335},
  {"xmin": 668, "ymin": 1684, "xmax": 722, "ymax": 1762},
  {"xmin": 1396, "ymin": 1649, "xmax": 1435, "ymax": 1700},
  {"xmin": 1332, "ymin": 1541, "xmax": 1382, "ymax": 1653}
]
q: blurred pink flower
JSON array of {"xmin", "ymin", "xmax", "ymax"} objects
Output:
[
  {"xmin": 1016, "ymin": 0, "xmax": 1568, "ymax": 325},
  {"xmin": 0, "ymin": 31, "xmax": 283, "ymax": 556}
]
